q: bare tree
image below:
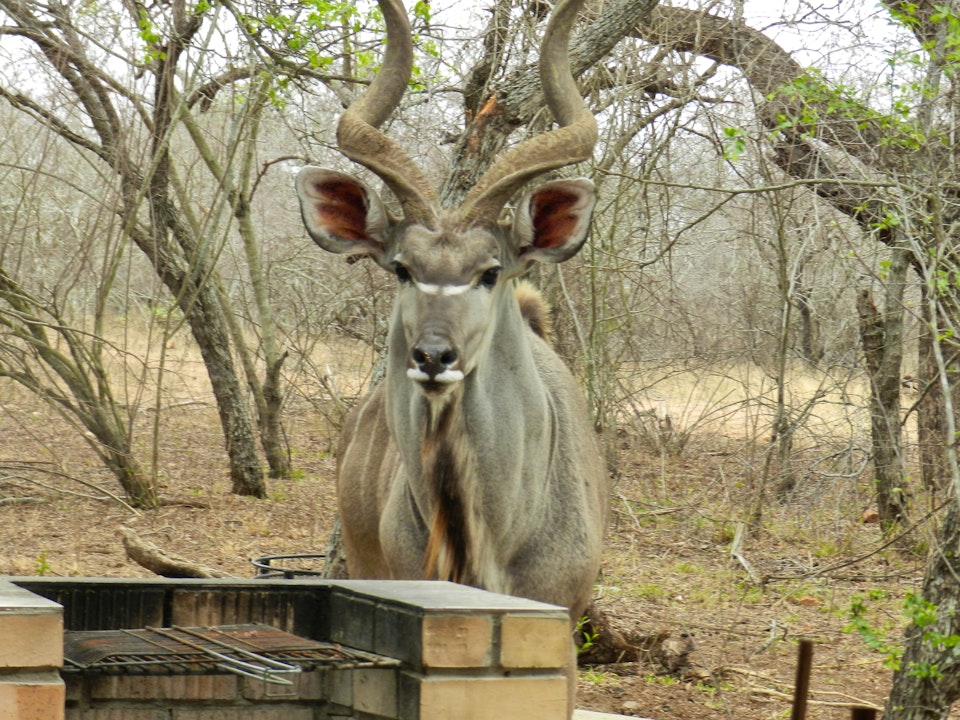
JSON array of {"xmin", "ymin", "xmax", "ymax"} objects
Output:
[
  {"xmin": 0, "ymin": 0, "xmax": 405, "ymax": 496},
  {"xmin": 628, "ymin": 3, "xmax": 960, "ymax": 717},
  {"xmin": 0, "ymin": 267, "xmax": 156, "ymax": 507},
  {"xmin": 0, "ymin": 0, "xmax": 268, "ymax": 496}
]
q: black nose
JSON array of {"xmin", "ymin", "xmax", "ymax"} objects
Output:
[{"xmin": 411, "ymin": 343, "xmax": 459, "ymax": 379}]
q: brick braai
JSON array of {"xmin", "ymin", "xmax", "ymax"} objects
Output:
[{"xmin": 1, "ymin": 577, "xmax": 571, "ymax": 720}]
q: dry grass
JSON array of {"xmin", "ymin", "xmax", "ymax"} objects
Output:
[{"xmin": 619, "ymin": 361, "xmax": 876, "ymax": 447}]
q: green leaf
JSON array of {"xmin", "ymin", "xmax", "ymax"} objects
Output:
[{"xmin": 722, "ymin": 127, "xmax": 746, "ymax": 161}]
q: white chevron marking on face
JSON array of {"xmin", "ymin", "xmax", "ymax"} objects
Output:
[{"xmin": 413, "ymin": 281, "xmax": 471, "ymax": 296}]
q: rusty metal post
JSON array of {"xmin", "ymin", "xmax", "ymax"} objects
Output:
[{"xmin": 790, "ymin": 639, "xmax": 813, "ymax": 720}]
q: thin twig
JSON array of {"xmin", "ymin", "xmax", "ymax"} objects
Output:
[
  {"xmin": 721, "ymin": 666, "xmax": 882, "ymax": 711},
  {"xmin": 730, "ymin": 521, "xmax": 762, "ymax": 585},
  {"xmin": 746, "ymin": 685, "xmax": 882, "ymax": 712},
  {"xmin": 0, "ymin": 463, "xmax": 141, "ymax": 516}
]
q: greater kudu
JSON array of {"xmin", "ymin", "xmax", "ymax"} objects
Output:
[{"xmin": 296, "ymin": 0, "xmax": 606, "ymax": 628}]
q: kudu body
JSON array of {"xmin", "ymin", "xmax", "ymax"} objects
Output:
[{"xmin": 296, "ymin": 0, "xmax": 607, "ymax": 624}]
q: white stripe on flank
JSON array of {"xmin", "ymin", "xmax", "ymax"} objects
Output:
[{"xmin": 414, "ymin": 281, "xmax": 471, "ymax": 296}]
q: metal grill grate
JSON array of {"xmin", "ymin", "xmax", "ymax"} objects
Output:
[{"xmin": 63, "ymin": 623, "xmax": 399, "ymax": 685}]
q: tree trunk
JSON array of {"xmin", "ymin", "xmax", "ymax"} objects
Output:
[
  {"xmin": 885, "ymin": 503, "xmax": 960, "ymax": 720},
  {"xmin": 321, "ymin": 518, "xmax": 350, "ymax": 580},
  {"xmin": 260, "ymin": 353, "xmax": 290, "ymax": 479},
  {"xmin": 856, "ymin": 244, "xmax": 910, "ymax": 531},
  {"xmin": 147, "ymin": 19, "xmax": 266, "ymax": 499},
  {"xmin": 181, "ymin": 80, "xmax": 292, "ymax": 480},
  {"xmin": 90, "ymin": 419, "xmax": 157, "ymax": 510},
  {"xmin": 215, "ymin": 278, "xmax": 289, "ymax": 482},
  {"xmin": 794, "ymin": 259, "xmax": 822, "ymax": 364},
  {"xmin": 917, "ymin": 290, "xmax": 953, "ymax": 499},
  {"xmin": 184, "ymin": 293, "xmax": 267, "ymax": 497},
  {"xmin": 121, "ymin": 527, "xmax": 235, "ymax": 578},
  {"xmin": 236, "ymin": 95, "xmax": 291, "ymax": 480}
]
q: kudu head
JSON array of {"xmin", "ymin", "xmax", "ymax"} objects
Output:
[{"xmin": 296, "ymin": 0, "xmax": 598, "ymax": 399}]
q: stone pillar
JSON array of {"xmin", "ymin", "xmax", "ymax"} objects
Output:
[
  {"xmin": 327, "ymin": 580, "xmax": 571, "ymax": 720},
  {"xmin": 0, "ymin": 578, "xmax": 65, "ymax": 720}
]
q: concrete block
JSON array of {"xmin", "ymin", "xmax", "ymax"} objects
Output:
[
  {"xmin": 417, "ymin": 675, "xmax": 568, "ymax": 720},
  {"xmin": 327, "ymin": 668, "xmax": 352, "ymax": 707},
  {"xmin": 66, "ymin": 710, "xmax": 167, "ymax": 720},
  {"xmin": 327, "ymin": 591, "xmax": 376, "ymax": 651},
  {"xmin": 327, "ymin": 581, "xmax": 563, "ymax": 614},
  {"xmin": 372, "ymin": 605, "xmax": 422, "ymax": 665},
  {"xmin": 0, "ymin": 670, "xmax": 65, "ymax": 720},
  {"xmin": 421, "ymin": 614, "xmax": 493, "ymax": 668},
  {"xmin": 0, "ymin": 581, "xmax": 63, "ymax": 669},
  {"xmin": 500, "ymin": 614, "xmax": 570, "ymax": 669},
  {"xmin": 88, "ymin": 674, "xmax": 237, "ymax": 701},
  {"xmin": 353, "ymin": 667, "xmax": 397, "ymax": 718},
  {"xmin": 172, "ymin": 709, "xmax": 313, "ymax": 720}
]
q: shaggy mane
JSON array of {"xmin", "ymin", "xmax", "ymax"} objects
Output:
[{"xmin": 514, "ymin": 281, "xmax": 553, "ymax": 343}]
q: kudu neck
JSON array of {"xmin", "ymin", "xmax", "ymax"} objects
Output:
[{"xmin": 384, "ymin": 280, "xmax": 553, "ymax": 589}]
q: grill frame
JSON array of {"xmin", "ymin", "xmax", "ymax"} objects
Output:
[{"xmin": 62, "ymin": 623, "xmax": 400, "ymax": 682}]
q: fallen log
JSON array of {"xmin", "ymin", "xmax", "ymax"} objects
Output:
[{"xmin": 120, "ymin": 526, "xmax": 235, "ymax": 579}]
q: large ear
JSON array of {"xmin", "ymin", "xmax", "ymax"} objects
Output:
[
  {"xmin": 512, "ymin": 178, "xmax": 596, "ymax": 264},
  {"xmin": 295, "ymin": 167, "xmax": 393, "ymax": 260}
]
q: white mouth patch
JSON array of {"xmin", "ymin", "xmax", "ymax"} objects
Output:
[
  {"xmin": 413, "ymin": 281, "xmax": 471, "ymax": 296},
  {"xmin": 407, "ymin": 368, "xmax": 465, "ymax": 384}
]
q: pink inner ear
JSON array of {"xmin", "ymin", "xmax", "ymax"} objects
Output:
[
  {"xmin": 311, "ymin": 179, "xmax": 369, "ymax": 243},
  {"xmin": 531, "ymin": 188, "xmax": 579, "ymax": 249}
]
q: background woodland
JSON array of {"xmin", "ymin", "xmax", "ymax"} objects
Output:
[{"xmin": 2, "ymin": 0, "xmax": 960, "ymax": 717}]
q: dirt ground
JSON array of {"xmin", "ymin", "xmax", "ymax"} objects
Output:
[{"xmin": 0, "ymin": 381, "xmax": 943, "ymax": 720}]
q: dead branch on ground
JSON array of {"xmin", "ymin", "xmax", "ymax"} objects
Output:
[{"xmin": 120, "ymin": 526, "xmax": 235, "ymax": 578}]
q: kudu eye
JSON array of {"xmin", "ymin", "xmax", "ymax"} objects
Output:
[
  {"xmin": 392, "ymin": 262, "xmax": 412, "ymax": 284},
  {"xmin": 479, "ymin": 267, "xmax": 501, "ymax": 289}
]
